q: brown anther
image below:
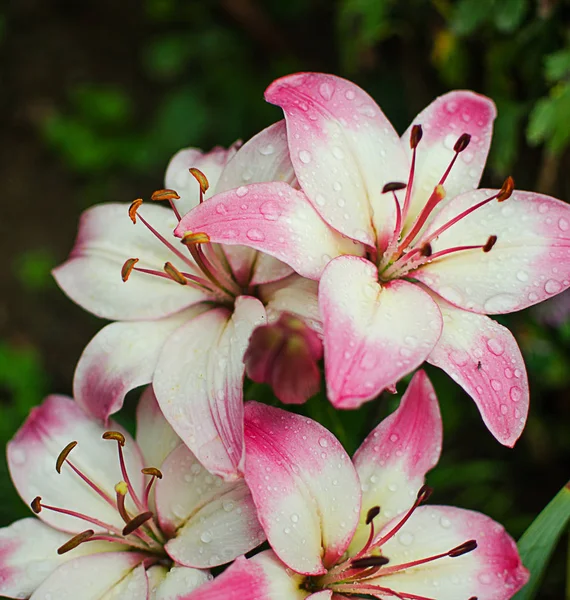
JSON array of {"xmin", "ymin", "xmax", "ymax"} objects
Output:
[
  {"xmin": 181, "ymin": 231, "xmax": 211, "ymax": 246},
  {"xmin": 102, "ymin": 431, "xmax": 126, "ymax": 446},
  {"xmin": 351, "ymin": 556, "xmax": 390, "ymax": 569},
  {"xmin": 57, "ymin": 530, "xmax": 95, "ymax": 555},
  {"xmin": 142, "ymin": 467, "xmax": 163, "ymax": 479},
  {"xmin": 189, "ymin": 168, "xmax": 210, "ymax": 194},
  {"xmin": 454, "ymin": 133, "xmax": 472, "ymax": 153},
  {"xmin": 123, "ymin": 511, "xmax": 154, "ymax": 536},
  {"xmin": 366, "ymin": 506, "xmax": 381, "ymax": 525},
  {"xmin": 56, "ymin": 441, "xmax": 78, "ymax": 474},
  {"xmin": 31, "ymin": 496, "xmax": 42, "ymax": 514},
  {"xmin": 121, "ymin": 258, "xmax": 139, "ymax": 282},
  {"xmin": 483, "ymin": 235, "xmax": 498, "ymax": 253},
  {"xmin": 416, "ymin": 484, "xmax": 433, "ymax": 503},
  {"xmin": 128, "ymin": 199, "xmax": 143, "ymax": 224},
  {"xmin": 382, "ymin": 182, "xmax": 407, "ymax": 194},
  {"xmin": 151, "ymin": 188, "xmax": 180, "ymax": 202},
  {"xmin": 164, "ymin": 262, "xmax": 187, "ymax": 285},
  {"xmin": 497, "ymin": 176, "xmax": 514, "ymax": 202},
  {"xmin": 410, "ymin": 124, "xmax": 423, "ymax": 149},
  {"xmin": 448, "ymin": 539, "xmax": 478, "ymax": 557},
  {"xmin": 420, "ymin": 243, "xmax": 433, "ymax": 257}
]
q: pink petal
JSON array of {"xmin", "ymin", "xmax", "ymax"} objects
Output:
[
  {"xmin": 181, "ymin": 552, "xmax": 307, "ymax": 600},
  {"xmin": 136, "ymin": 386, "xmax": 181, "ymax": 469},
  {"xmin": 155, "ymin": 444, "xmax": 264, "ymax": 568},
  {"xmin": 243, "ymin": 402, "xmax": 360, "ymax": 575},
  {"xmin": 368, "ymin": 506, "xmax": 528, "ymax": 600},
  {"xmin": 165, "ymin": 144, "xmax": 239, "ymax": 215},
  {"xmin": 0, "ymin": 518, "xmax": 114, "ymax": 599},
  {"xmin": 29, "ymin": 552, "xmax": 148, "ymax": 600},
  {"xmin": 174, "ymin": 182, "xmax": 362, "ymax": 280},
  {"xmin": 265, "ymin": 72, "xmax": 409, "ymax": 247},
  {"xmin": 401, "ymin": 90, "xmax": 496, "ymax": 227},
  {"xmin": 74, "ymin": 306, "xmax": 207, "ymax": 422},
  {"xmin": 260, "ymin": 274, "xmax": 322, "ymax": 335},
  {"xmin": 147, "ymin": 565, "xmax": 211, "ymax": 600},
  {"xmin": 53, "ymin": 203, "xmax": 209, "ymax": 321},
  {"xmin": 350, "ymin": 371, "xmax": 441, "ymax": 552},
  {"xmin": 415, "ymin": 189, "xmax": 570, "ymax": 313},
  {"xmin": 153, "ymin": 297, "xmax": 266, "ymax": 480},
  {"xmin": 7, "ymin": 395, "xmax": 145, "ymax": 533},
  {"xmin": 426, "ymin": 294, "xmax": 529, "ymax": 446},
  {"xmin": 215, "ymin": 121, "xmax": 296, "ymax": 287},
  {"xmin": 320, "ymin": 256, "xmax": 442, "ymax": 409}
]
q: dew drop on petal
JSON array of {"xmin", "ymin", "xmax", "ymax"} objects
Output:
[
  {"xmin": 319, "ymin": 82, "xmax": 334, "ymax": 101},
  {"xmin": 318, "ymin": 437, "xmax": 329, "ymax": 448},
  {"xmin": 345, "ymin": 90, "xmax": 355, "ymax": 100},
  {"xmin": 545, "ymin": 279, "xmax": 561, "ymax": 294},
  {"xmin": 558, "ymin": 217, "xmax": 569, "ymax": 231},
  {"xmin": 486, "ymin": 337, "xmax": 504, "ymax": 356},
  {"xmin": 260, "ymin": 200, "xmax": 281, "ymax": 221},
  {"xmin": 516, "ymin": 270, "xmax": 528, "ymax": 282},
  {"xmin": 398, "ymin": 532, "xmax": 414, "ymax": 546},
  {"xmin": 510, "ymin": 386, "xmax": 522, "ymax": 402},
  {"xmin": 299, "ymin": 150, "xmax": 312, "ymax": 164},
  {"xmin": 200, "ymin": 531, "xmax": 213, "ymax": 544},
  {"xmin": 259, "ymin": 144, "xmax": 275, "ymax": 156},
  {"xmin": 236, "ymin": 186, "xmax": 248, "ymax": 198},
  {"xmin": 247, "ymin": 228, "xmax": 265, "ymax": 242}
]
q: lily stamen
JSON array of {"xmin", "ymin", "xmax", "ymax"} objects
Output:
[{"xmin": 150, "ymin": 188, "xmax": 182, "ymax": 221}]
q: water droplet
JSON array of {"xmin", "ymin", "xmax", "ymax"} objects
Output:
[
  {"xmin": 450, "ymin": 349, "xmax": 469, "ymax": 366},
  {"xmin": 315, "ymin": 194, "xmax": 326, "ymax": 207},
  {"xmin": 558, "ymin": 217, "xmax": 569, "ymax": 231},
  {"xmin": 478, "ymin": 573, "xmax": 492, "ymax": 585},
  {"xmin": 538, "ymin": 203, "xmax": 549, "ymax": 214},
  {"xmin": 236, "ymin": 186, "xmax": 248, "ymax": 197},
  {"xmin": 439, "ymin": 285, "xmax": 464, "ymax": 306},
  {"xmin": 333, "ymin": 181, "xmax": 342, "ymax": 192},
  {"xmin": 500, "ymin": 403, "xmax": 508, "ymax": 415},
  {"xmin": 332, "ymin": 146, "xmax": 345, "ymax": 159},
  {"xmin": 215, "ymin": 203, "xmax": 227, "ymax": 215},
  {"xmin": 259, "ymin": 144, "xmax": 275, "ymax": 156},
  {"xmin": 486, "ymin": 337, "xmax": 504, "ymax": 356},
  {"xmin": 445, "ymin": 101, "xmax": 458, "ymax": 114},
  {"xmin": 483, "ymin": 293, "xmax": 518, "ymax": 313},
  {"xmin": 389, "ymin": 433, "xmax": 399, "ymax": 443},
  {"xmin": 491, "ymin": 379, "xmax": 502, "ymax": 391},
  {"xmin": 388, "ymin": 483, "xmax": 398, "ymax": 492},
  {"xmin": 247, "ymin": 228, "xmax": 265, "ymax": 242},
  {"xmin": 357, "ymin": 104, "xmax": 376, "ymax": 117},
  {"xmin": 319, "ymin": 82, "xmax": 334, "ymax": 101},
  {"xmin": 290, "ymin": 513, "xmax": 299, "ymax": 523},
  {"xmin": 359, "ymin": 353, "xmax": 377, "ymax": 370},
  {"xmin": 318, "ymin": 437, "xmax": 329, "ymax": 448},
  {"xmin": 10, "ymin": 448, "xmax": 26, "ymax": 465},
  {"xmin": 516, "ymin": 270, "xmax": 528, "ymax": 282},
  {"xmin": 461, "ymin": 112, "xmax": 471, "ymax": 123},
  {"xmin": 200, "ymin": 531, "xmax": 213, "ymax": 543},
  {"xmin": 260, "ymin": 200, "xmax": 281, "ymax": 221},
  {"xmin": 510, "ymin": 386, "xmax": 522, "ymax": 402},
  {"xmin": 299, "ymin": 150, "xmax": 312, "ymax": 164},
  {"xmin": 398, "ymin": 531, "xmax": 414, "ymax": 546},
  {"xmin": 440, "ymin": 516, "xmax": 451, "ymax": 528},
  {"xmin": 545, "ymin": 279, "xmax": 561, "ymax": 294},
  {"xmin": 345, "ymin": 89, "xmax": 356, "ymax": 100},
  {"xmin": 222, "ymin": 500, "xmax": 234, "ymax": 512}
]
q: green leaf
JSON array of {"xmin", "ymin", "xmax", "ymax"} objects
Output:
[
  {"xmin": 493, "ymin": 0, "xmax": 529, "ymax": 33},
  {"xmin": 451, "ymin": 0, "xmax": 494, "ymax": 36},
  {"xmin": 513, "ymin": 482, "xmax": 570, "ymax": 600},
  {"xmin": 545, "ymin": 49, "xmax": 570, "ymax": 83}
]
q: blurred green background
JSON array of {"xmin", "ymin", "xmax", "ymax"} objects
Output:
[{"xmin": 1, "ymin": 0, "xmax": 570, "ymax": 597}]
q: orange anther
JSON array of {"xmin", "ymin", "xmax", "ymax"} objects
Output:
[
  {"xmin": 181, "ymin": 231, "xmax": 210, "ymax": 246},
  {"xmin": 164, "ymin": 262, "xmax": 187, "ymax": 285},
  {"xmin": 483, "ymin": 235, "xmax": 498, "ymax": 253},
  {"xmin": 151, "ymin": 189, "xmax": 180, "ymax": 202},
  {"xmin": 189, "ymin": 168, "xmax": 210, "ymax": 194},
  {"xmin": 31, "ymin": 496, "xmax": 42, "ymax": 514},
  {"xmin": 121, "ymin": 258, "xmax": 139, "ymax": 282},
  {"xmin": 56, "ymin": 441, "xmax": 78, "ymax": 474},
  {"xmin": 142, "ymin": 467, "xmax": 163, "ymax": 479},
  {"xmin": 102, "ymin": 431, "xmax": 126, "ymax": 446},
  {"xmin": 129, "ymin": 199, "xmax": 143, "ymax": 224},
  {"xmin": 497, "ymin": 176, "xmax": 514, "ymax": 202}
]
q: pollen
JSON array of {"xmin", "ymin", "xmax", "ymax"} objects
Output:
[
  {"xmin": 56, "ymin": 441, "xmax": 78, "ymax": 474},
  {"xmin": 497, "ymin": 175, "xmax": 514, "ymax": 202},
  {"xmin": 164, "ymin": 262, "xmax": 187, "ymax": 285},
  {"xmin": 189, "ymin": 168, "xmax": 210, "ymax": 194},
  {"xmin": 121, "ymin": 258, "xmax": 139, "ymax": 282},
  {"xmin": 181, "ymin": 231, "xmax": 211, "ymax": 246},
  {"xmin": 102, "ymin": 431, "xmax": 126, "ymax": 446},
  {"xmin": 128, "ymin": 199, "xmax": 143, "ymax": 224},
  {"xmin": 151, "ymin": 189, "xmax": 181, "ymax": 202}
]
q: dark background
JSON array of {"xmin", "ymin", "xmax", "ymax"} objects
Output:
[{"xmin": 1, "ymin": 0, "xmax": 570, "ymax": 597}]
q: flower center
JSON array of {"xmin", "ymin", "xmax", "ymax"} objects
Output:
[
  {"xmin": 121, "ymin": 169, "xmax": 245, "ymax": 303},
  {"xmin": 304, "ymin": 486, "xmax": 479, "ymax": 600},
  {"xmin": 31, "ymin": 431, "xmax": 167, "ymax": 560},
  {"xmin": 375, "ymin": 125, "xmax": 514, "ymax": 283}
]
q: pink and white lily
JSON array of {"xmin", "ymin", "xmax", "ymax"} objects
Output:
[
  {"xmin": 187, "ymin": 371, "xmax": 529, "ymax": 600},
  {"xmin": 0, "ymin": 387, "xmax": 264, "ymax": 599},
  {"xmin": 53, "ymin": 122, "xmax": 324, "ymax": 480},
  {"xmin": 176, "ymin": 72, "xmax": 570, "ymax": 446}
]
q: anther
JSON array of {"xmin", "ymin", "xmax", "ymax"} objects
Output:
[
  {"xmin": 410, "ymin": 124, "xmax": 423, "ymax": 149},
  {"xmin": 382, "ymin": 182, "xmax": 407, "ymax": 194},
  {"xmin": 497, "ymin": 176, "xmax": 514, "ymax": 202},
  {"xmin": 448, "ymin": 539, "xmax": 478, "ymax": 557},
  {"xmin": 181, "ymin": 231, "xmax": 211, "ymax": 246},
  {"xmin": 129, "ymin": 199, "xmax": 143, "ymax": 224},
  {"xmin": 189, "ymin": 168, "xmax": 210, "ymax": 195},
  {"xmin": 142, "ymin": 467, "xmax": 163, "ymax": 479},
  {"xmin": 102, "ymin": 431, "xmax": 126, "ymax": 446},
  {"xmin": 351, "ymin": 556, "xmax": 390, "ymax": 569},
  {"xmin": 56, "ymin": 441, "xmax": 78, "ymax": 474},
  {"xmin": 420, "ymin": 243, "xmax": 432, "ymax": 257},
  {"xmin": 151, "ymin": 189, "xmax": 180, "ymax": 202},
  {"xmin": 123, "ymin": 511, "xmax": 154, "ymax": 536},
  {"xmin": 454, "ymin": 133, "xmax": 471, "ymax": 153},
  {"xmin": 366, "ymin": 506, "xmax": 381, "ymax": 525},
  {"xmin": 164, "ymin": 262, "xmax": 187, "ymax": 285},
  {"xmin": 121, "ymin": 258, "xmax": 139, "ymax": 282},
  {"xmin": 416, "ymin": 484, "xmax": 433, "ymax": 503},
  {"xmin": 31, "ymin": 496, "xmax": 42, "ymax": 514},
  {"xmin": 57, "ymin": 530, "xmax": 95, "ymax": 555},
  {"xmin": 483, "ymin": 235, "xmax": 497, "ymax": 253}
]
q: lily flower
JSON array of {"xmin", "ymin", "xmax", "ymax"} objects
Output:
[
  {"xmin": 176, "ymin": 72, "xmax": 570, "ymax": 446},
  {"xmin": 0, "ymin": 387, "xmax": 264, "ymax": 599},
  {"xmin": 53, "ymin": 121, "xmax": 325, "ymax": 479},
  {"xmin": 186, "ymin": 371, "xmax": 529, "ymax": 600}
]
